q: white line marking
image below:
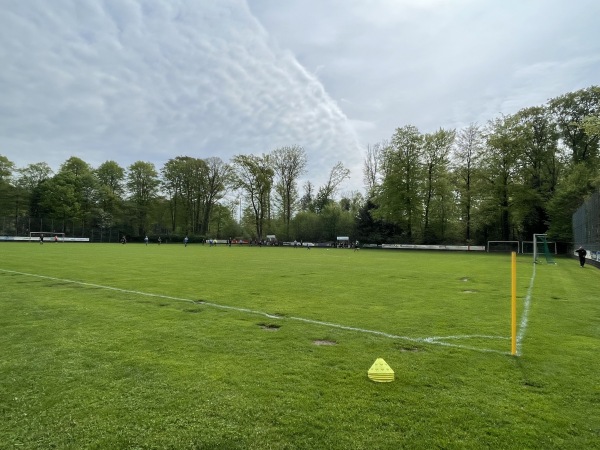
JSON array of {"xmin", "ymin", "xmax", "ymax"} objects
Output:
[
  {"xmin": 516, "ymin": 263, "xmax": 536, "ymax": 356},
  {"xmin": 1, "ymin": 268, "xmax": 510, "ymax": 355}
]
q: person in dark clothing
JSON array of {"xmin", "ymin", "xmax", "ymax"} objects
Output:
[{"xmin": 575, "ymin": 246, "xmax": 587, "ymax": 267}]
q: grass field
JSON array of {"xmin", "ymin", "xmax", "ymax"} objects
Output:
[{"xmin": 1, "ymin": 242, "xmax": 599, "ymax": 449}]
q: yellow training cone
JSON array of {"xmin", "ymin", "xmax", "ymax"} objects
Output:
[{"xmin": 368, "ymin": 358, "xmax": 394, "ymax": 382}]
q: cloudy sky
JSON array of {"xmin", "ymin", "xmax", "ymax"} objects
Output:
[{"xmin": 1, "ymin": 0, "xmax": 599, "ymax": 194}]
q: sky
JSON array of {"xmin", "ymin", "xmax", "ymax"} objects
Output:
[{"xmin": 1, "ymin": 0, "xmax": 599, "ymax": 195}]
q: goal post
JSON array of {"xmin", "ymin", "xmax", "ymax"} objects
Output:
[
  {"xmin": 487, "ymin": 241, "xmax": 520, "ymax": 253},
  {"xmin": 532, "ymin": 234, "xmax": 556, "ymax": 264},
  {"xmin": 29, "ymin": 232, "xmax": 65, "ymax": 242}
]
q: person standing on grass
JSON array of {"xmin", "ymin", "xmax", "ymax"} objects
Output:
[
  {"xmin": 144, "ymin": 235, "xmax": 149, "ymax": 246},
  {"xmin": 158, "ymin": 237, "xmax": 161, "ymax": 245},
  {"xmin": 39, "ymin": 234, "xmax": 44, "ymax": 244},
  {"xmin": 184, "ymin": 236, "xmax": 189, "ymax": 247},
  {"xmin": 575, "ymin": 246, "xmax": 587, "ymax": 268}
]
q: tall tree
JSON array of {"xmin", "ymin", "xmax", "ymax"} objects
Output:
[
  {"xmin": 452, "ymin": 123, "xmax": 484, "ymax": 242},
  {"xmin": 231, "ymin": 154, "xmax": 273, "ymax": 240},
  {"xmin": 421, "ymin": 128, "xmax": 455, "ymax": 243},
  {"xmin": 58, "ymin": 157, "xmax": 98, "ymax": 228},
  {"xmin": 363, "ymin": 141, "xmax": 386, "ymax": 195},
  {"xmin": 481, "ymin": 116, "xmax": 522, "ymax": 241},
  {"xmin": 161, "ymin": 157, "xmax": 187, "ymax": 233},
  {"xmin": 201, "ymin": 157, "xmax": 232, "ymax": 235},
  {"xmin": 180, "ymin": 157, "xmax": 209, "ymax": 234},
  {"xmin": 375, "ymin": 125, "xmax": 423, "ymax": 242},
  {"xmin": 37, "ymin": 172, "xmax": 80, "ymax": 232},
  {"xmin": 512, "ymin": 106, "xmax": 561, "ymax": 238},
  {"xmin": 126, "ymin": 161, "xmax": 160, "ymax": 235},
  {"xmin": 96, "ymin": 160, "xmax": 125, "ymax": 229},
  {"xmin": 17, "ymin": 162, "xmax": 53, "ymax": 228},
  {"xmin": 271, "ymin": 145, "xmax": 307, "ymax": 239}
]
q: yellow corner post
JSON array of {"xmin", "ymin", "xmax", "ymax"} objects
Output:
[{"xmin": 511, "ymin": 252, "xmax": 517, "ymax": 355}]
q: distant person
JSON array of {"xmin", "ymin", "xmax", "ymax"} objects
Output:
[
  {"xmin": 121, "ymin": 235, "xmax": 127, "ymax": 244},
  {"xmin": 39, "ymin": 234, "xmax": 44, "ymax": 244},
  {"xmin": 54, "ymin": 235, "xmax": 58, "ymax": 242},
  {"xmin": 158, "ymin": 237, "xmax": 162, "ymax": 245},
  {"xmin": 144, "ymin": 235, "xmax": 149, "ymax": 246},
  {"xmin": 575, "ymin": 246, "xmax": 587, "ymax": 268},
  {"xmin": 354, "ymin": 240, "xmax": 359, "ymax": 251},
  {"xmin": 184, "ymin": 236, "xmax": 189, "ymax": 247}
]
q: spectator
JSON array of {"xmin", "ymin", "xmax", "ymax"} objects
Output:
[{"xmin": 575, "ymin": 246, "xmax": 587, "ymax": 268}]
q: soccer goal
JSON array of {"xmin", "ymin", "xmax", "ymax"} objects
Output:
[
  {"xmin": 529, "ymin": 234, "xmax": 556, "ymax": 264},
  {"xmin": 30, "ymin": 232, "xmax": 65, "ymax": 242},
  {"xmin": 487, "ymin": 241, "xmax": 520, "ymax": 253}
]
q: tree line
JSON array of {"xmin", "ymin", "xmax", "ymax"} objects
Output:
[
  {"xmin": 0, "ymin": 145, "xmax": 354, "ymax": 242},
  {"xmin": 0, "ymin": 86, "xmax": 599, "ymax": 246},
  {"xmin": 364, "ymin": 86, "xmax": 599, "ymax": 245}
]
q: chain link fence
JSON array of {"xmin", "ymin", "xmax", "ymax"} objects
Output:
[{"xmin": 572, "ymin": 189, "xmax": 600, "ymax": 267}]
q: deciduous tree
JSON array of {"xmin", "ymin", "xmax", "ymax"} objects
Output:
[
  {"xmin": 376, "ymin": 125, "xmax": 423, "ymax": 242},
  {"xmin": 422, "ymin": 128, "xmax": 455, "ymax": 243},
  {"xmin": 271, "ymin": 145, "xmax": 307, "ymax": 239},
  {"xmin": 126, "ymin": 161, "xmax": 160, "ymax": 235},
  {"xmin": 452, "ymin": 123, "xmax": 484, "ymax": 242},
  {"xmin": 231, "ymin": 154, "xmax": 273, "ymax": 240}
]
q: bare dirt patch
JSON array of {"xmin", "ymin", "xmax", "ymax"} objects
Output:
[
  {"xmin": 258, "ymin": 323, "xmax": 280, "ymax": 331},
  {"xmin": 313, "ymin": 340, "xmax": 337, "ymax": 346},
  {"xmin": 398, "ymin": 346, "xmax": 420, "ymax": 352}
]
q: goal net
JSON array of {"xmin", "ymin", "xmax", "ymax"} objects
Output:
[
  {"xmin": 530, "ymin": 234, "xmax": 556, "ymax": 264},
  {"xmin": 487, "ymin": 241, "xmax": 519, "ymax": 253},
  {"xmin": 30, "ymin": 232, "xmax": 65, "ymax": 242}
]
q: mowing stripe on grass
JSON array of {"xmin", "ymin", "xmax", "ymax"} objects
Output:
[{"xmin": 0, "ymin": 268, "xmax": 511, "ymax": 355}]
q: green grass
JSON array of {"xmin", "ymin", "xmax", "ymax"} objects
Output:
[{"xmin": 1, "ymin": 243, "xmax": 599, "ymax": 449}]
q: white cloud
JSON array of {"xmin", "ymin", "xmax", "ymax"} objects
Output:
[
  {"xmin": 0, "ymin": 0, "xmax": 363, "ymax": 191},
  {"xmin": 1, "ymin": 0, "xmax": 599, "ymax": 196},
  {"xmin": 249, "ymin": 0, "xmax": 600, "ymax": 144}
]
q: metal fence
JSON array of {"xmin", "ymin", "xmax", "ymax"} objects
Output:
[{"xmin": 572, "ymin": 189, "xmax": 600, "ymax": 264}]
